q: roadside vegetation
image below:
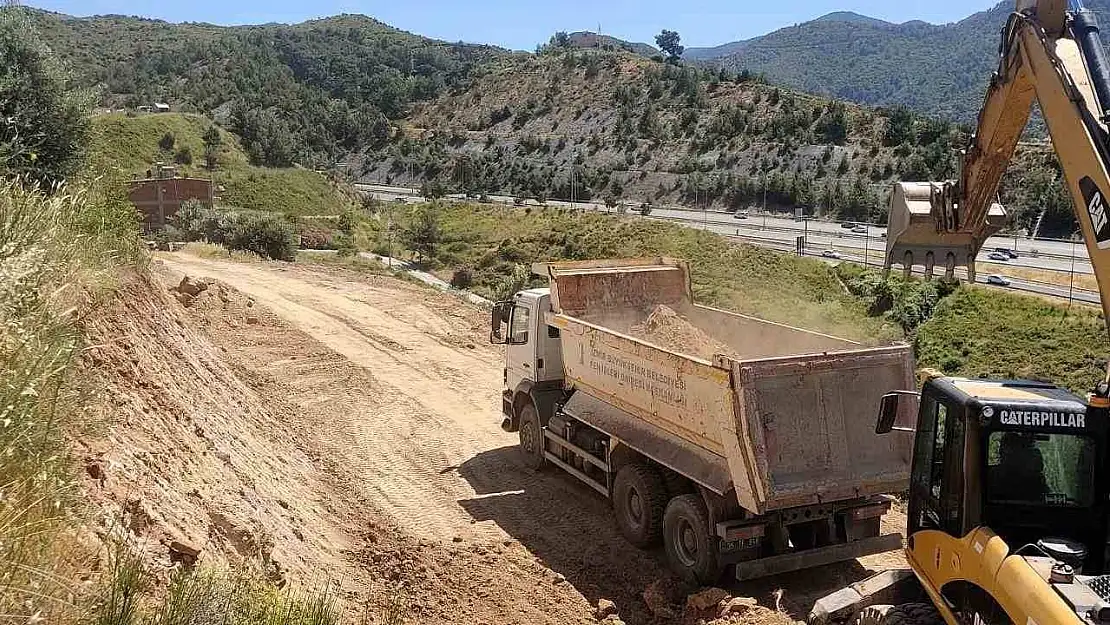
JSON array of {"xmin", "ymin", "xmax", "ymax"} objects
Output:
[
  {"xmin": 357, "ymin": 200, "xmax": 1107, "ymax": 393},
  {"xmin": 0, "ymin": 8, "xmax": 346, "ymax": 623}
]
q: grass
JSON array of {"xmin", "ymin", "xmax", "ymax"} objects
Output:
[
  {"xmin": 0, "ymin": 177, "xmax": 351, "ymax": 622},
  {"xmin": 979, "ymin": 261, "xmax": 1099, "ymax": 293},
  {"xmin": 366, "ymin": 201, "xmax": 1110, "ymax": 395},
  {"xmin": 90, "ymin": 113, "xmax": 355, "ymax": 216},
  {"xmin": 370, "ymin": 202, "xmax": 903, "ymax": 343},
  {"xmin": 0, "ymin": 177, "xmax": 144, "ymax": 621},
  {"xmin": 916, "ymin": 286, "xmax": 1108, "ymax": 395}
]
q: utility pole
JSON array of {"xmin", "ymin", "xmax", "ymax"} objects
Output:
[
  {"xmin": 1069, "ymin": 232, "xmax": 1078, "ymax": 306},
  {"xmin": 762, "ymin": 188, "xmax": 767, "ymax": 231}
]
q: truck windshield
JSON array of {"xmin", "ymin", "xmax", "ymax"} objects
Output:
[{"xmin": 986, "ymin": 431, "xmax": 1095, "ymax": 507}]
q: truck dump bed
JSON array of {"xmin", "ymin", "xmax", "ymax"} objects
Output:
[{"xmin": 539, "ymin": 258, "xmax": 914, "ymax": 515}]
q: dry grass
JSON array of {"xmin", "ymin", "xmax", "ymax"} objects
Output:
[{"xmin": 979, "ymin": 261, "xmax": 1099, "ymax": 293}]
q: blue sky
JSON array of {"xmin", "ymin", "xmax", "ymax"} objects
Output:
[{"xmin": 29, "ymin": 0, "xmax": 1000, "ymax": 50}]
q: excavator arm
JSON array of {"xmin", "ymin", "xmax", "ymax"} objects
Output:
[{"xmin": 885, "ymin": 0, "xmax": 1110, "ymax": 323}]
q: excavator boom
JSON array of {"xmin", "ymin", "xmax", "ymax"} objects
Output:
[{"xmin": 884, "ymin": 0, "xmax": 1110, "ymax": 324}]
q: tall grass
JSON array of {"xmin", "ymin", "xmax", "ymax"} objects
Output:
[
  {"xmin": 0, "ymin": 177, "xmax": 141, "ymax": 622},
  {"xmin": 0, "ymin": 178, "xmax": 346, "ymax": 622}
]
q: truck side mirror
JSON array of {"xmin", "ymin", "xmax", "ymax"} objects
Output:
[
  {"xmin": 876, "ymin": 391, "xmax": 919, "ymax": 434},
  {"xmin": 490, "ymin": 302, "xmax": 509, "ymax": 345}
]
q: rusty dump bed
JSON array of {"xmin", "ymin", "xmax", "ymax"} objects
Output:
[{"xmin": 538, "ymin": 258, "xmax": 915, "ymax": 515}]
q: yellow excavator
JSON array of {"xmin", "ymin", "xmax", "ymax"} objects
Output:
[{"xmin": 810, "ymin": 2, "xmax": 1110, "ymax": 625}]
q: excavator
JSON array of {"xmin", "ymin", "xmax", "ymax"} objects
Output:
[{"xmin": 809, "ymin": 2, "xmax": 1110, "ymax": 625}]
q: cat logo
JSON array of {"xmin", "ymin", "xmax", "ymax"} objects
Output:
[
  {"xmin": 1080, "ymin": 176, "xmax": 1110, "ymax": 248},
  {"xmin": 999, "ymin": 410, "xmax": 1086, "ymax": 428}
]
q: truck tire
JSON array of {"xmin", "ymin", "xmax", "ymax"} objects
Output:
[
  {"xmin": 517, "ymin": 403, "xmax": 546, "ymax": 470},
  {"xmin": 663, "ymin": 494, "xmax": 723, "ymax": 584},
  {"xmin": 854, "ymin": 604, "xmax": 943, "ymax": 625},
  {"xmin": 613, "ymin": 464, "xmax": 668, "ymax": 548}
]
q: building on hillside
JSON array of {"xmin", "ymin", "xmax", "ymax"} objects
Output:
[
  {"xmin": 153, "ymin": 102, "xmax": 171, "ymax": 113},
  {"xmin": 128, "ymin": 162, "xmax": 214, "ymax": 232}
]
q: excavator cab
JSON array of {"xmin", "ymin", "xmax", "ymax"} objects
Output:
[{"xmin": 880, "ymin": 377, "xmax": 1110, "ymax": 573}]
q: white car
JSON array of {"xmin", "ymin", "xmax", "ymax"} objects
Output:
[
  {"xmin": 987, "ymin": 252, "xmax": 1009, "ymax": 261},
  {"xmin": 851, "ymin": 226, "xmax": 867, "ymax": 234},
  {"xmin": 821, "ymin": 250, "xmax": 842, "ymax": 259},
  {"xmin": 986, "ymin": 274, "xmax": 1012, "ymax": 286}
]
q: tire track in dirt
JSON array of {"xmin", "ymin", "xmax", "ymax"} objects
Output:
[{"xmin": 157, "ymin": 255, "xmax": 907, "ymax": 625}]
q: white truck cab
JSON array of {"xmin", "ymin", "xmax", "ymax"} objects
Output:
[{"xmin": 490, "ymin": 288, "xmax": 565, "ymax": 430}]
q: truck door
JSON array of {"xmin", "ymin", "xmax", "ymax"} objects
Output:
[
  {"xmin": 908, "ymin": 389, "xmax": 966, "ymax": 537},
  {"xmin": 505, "ymin": 300, "xmax": 536, "ymax": 390}
]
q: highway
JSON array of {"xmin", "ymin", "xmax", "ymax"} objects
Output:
[{"xmin": 354, "ymin": 183, "xmax": 1100, "ymax": 305}]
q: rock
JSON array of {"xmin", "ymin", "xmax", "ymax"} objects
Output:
[
  {"xmin": 718, "ymin": 597, "xmax": 759, "ymax": 619},
  {"xmin": 169, "ymin": 540, "xmax": 201, "ymax": 566},
  {"xmin": 177, "ymin": 276, "xmax": 208, "ymax": 297},
  {"xmin": 596, "ymin": 598, "xmax": 618, "ymax": 619},
  {"xmin": 452, "ymin": 535, "xmax": 463, "ymax": 543},
  {"xmin": 688, "ymin": 587, "xmax": 731, "ymax": 611},
  {"xmin": 175, "ymin": 291, "xmax": 195, "ymax": 307},
  {"xmin": 85, "ymin": 459, "xmax": 106, "ymax": 484},
  {"xmin": 245, "ymin": 314, "xmax": 261, "ymax": 325},
  {"xmin": 601, "ymin": 617, "xmax": 625, "ymax": 625},
  {"xmin": 552, "ymin": 572, "xmax": 566, "ymax": 584},
  {"xmin": 643, "ymin": 579, "xmax": 679, "ymax": 619}
]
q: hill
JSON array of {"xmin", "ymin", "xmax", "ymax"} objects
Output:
[
  {"xmin": 90, "ymin": 112, "xmax": 355, "ymax": 215},
  {"xmin": 684, "ymin": 1, "xmax": 1110, "ymax": 123},
  {"xmin": 566, "ymin": 31, "xmax": 658, "ymax": 56},
  {"xmin": 30, "ymin": 8, "xmax": 510, "ymax": 169},
  {"xmin": 368, "ymin": 49, "xmax": 1069, "ymax": 234}
]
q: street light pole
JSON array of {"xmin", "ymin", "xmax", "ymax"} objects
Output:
[
  {"xmin": 1069, "ymin": 233, "xmax": 1078, "ymax": 305},
  {"xmin": 762, "ymin": 188, "xmax": 767, "ymax": 231}
]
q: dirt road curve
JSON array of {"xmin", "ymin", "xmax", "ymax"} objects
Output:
[{"xmin": 157, "ymin": 254, "xmax": 899, "ymax": 624}]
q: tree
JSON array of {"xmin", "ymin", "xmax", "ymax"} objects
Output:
[
  {"xmin": 202, "ymin": 125, "xmax": 221, "ymax": 169},
  {"xmin": 421, "ymin": 179, "xmax": 447, "ymax": 200},
  {"xmin": 174, "ymin": 145, "xmax": 193, "ymax": 165},
  {"xmin": 404, "ymin": 204, "xmax": 442, "ymax": 260},
  {"xmin": 0, "ymin": 10, "xmax": 91, "ymax": 188},
  {"xmin": 655, "ymin": 30, "xmax": 684, "ymax": 62},
  {"xmin": 552, "ymin": 31, "xmax": 570, "ymax": 48},
  {"xmin": 159, "ymin": 132, "xmax": 176, "ymax": 152}
]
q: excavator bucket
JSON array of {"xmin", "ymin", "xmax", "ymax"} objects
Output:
[{"xmin": 884, "ymin": 182, "xmax": 1008, "ymax": 282}]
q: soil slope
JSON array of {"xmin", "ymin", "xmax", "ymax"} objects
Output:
[{"xmin": 81, "ymin": 253, "xmax": 904, "ymax": 624}]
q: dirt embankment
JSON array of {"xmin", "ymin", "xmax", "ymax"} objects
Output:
[{"xmin": 77, "ymin": 254, "xmax": 901, "ymax": 624}]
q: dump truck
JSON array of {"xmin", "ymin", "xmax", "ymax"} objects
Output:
[{"xmin": 490, "ymin": 258, "xmax": 916, "ymax": 583}]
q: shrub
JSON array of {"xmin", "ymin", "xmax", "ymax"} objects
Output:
[
  {"xmin": 159, "ymin": 131, "xmax": 176, "ymax": 151},
  {"xmin": 298, "ymin": 222, "xmax": 337, "ymax": 250},
  {"xmin": 174, "ymin": 145, "xmax": 193, "ymax": 165},
  {"xmin": 225, "ymin": 212, "xmax": 297, "ymax": 261},
  {"xmin": 450, "ymin": 266, "xmax": 474, "ymax": 289}
]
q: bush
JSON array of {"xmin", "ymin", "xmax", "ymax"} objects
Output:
[
  {"xmin": 298, "ymin": 222, "xmax": 337, "ymax": 250},
  {"xmin": 174, "ymin": 145, "xmax": 193, "ymax": 165},
  {"xmin": 450, "ymin": 266, "xmax": 474, "ymax": 289},
  {"xmin": 159, "ymin": 131, "xmax": 176, "ymax": 151},
  {"xmin": 225, "ymin": 212, "xmax": 297, "ymax": 261},
  {"xmin": 0, "ymin": 10, "xmax": 92, "ymax": 187}
]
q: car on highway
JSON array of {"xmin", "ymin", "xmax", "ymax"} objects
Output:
[
  {"xmin": 993, "ymin": 247, "xmax": 1019, "ymax": 259},
  {"xmin": 987, "ymin": 252, "xmax": 1010, "ymax": 261},
  {"xmin": 733, "ymin": 210, "xmax": 749, "ymax": 219},
  {"xmin": 821, "ymin": 249, "xmax": 843, "ymax": 259},
  {"xmin": 851, "ymin": 226, "xmax": 867, "ymax": 234},
  {"xmin": 986, "ymin": 274, "xmax": 1012, "ymax": 286},
  {"xmin": 840, "ymin": 222, "xmax": 856, "ymax": 229},
  {"xmin": 393, "ymin": 196, "xmax": 409, "ymax": 204}
]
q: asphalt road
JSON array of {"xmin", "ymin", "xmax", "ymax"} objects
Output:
[{"xmin": 354, "ymin": 183, "xmax": 1100, "ymax": 305}]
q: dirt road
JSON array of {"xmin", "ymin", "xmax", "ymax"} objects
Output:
[{"xmin": 156, "ymin": 254, "xmax": 900, "ymax": 624}]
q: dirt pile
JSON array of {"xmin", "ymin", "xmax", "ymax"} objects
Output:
[{"xmin": 630, "ymin": 305, "xmax": 739, "ymax": 360}]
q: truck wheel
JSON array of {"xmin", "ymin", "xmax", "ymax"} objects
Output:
[
  {"xmin": 613, "ymin": 464, "xmax": 668, "ymax": 548},
  {"xmin": 854, "ymin": 604, "xmax": 943, "ymax": 625},
  {"xmin": 517, "ymin": 403, "xmax": 546, "ymax": 470},
  {"xmin": 663, "ymin": 494, "xmax": 723, "ymax": 584}
]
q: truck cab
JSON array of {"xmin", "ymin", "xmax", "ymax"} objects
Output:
[{"xmin": 490, "ymin": 288, "xmax": 564, "ymax": 432}]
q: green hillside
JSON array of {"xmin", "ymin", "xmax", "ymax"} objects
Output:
[
  {"xmin": 690, "ymin": 1, "xmax": 1110, "ymax": 125},
  {"xmin": 91, "ymin": 112, "xmax": 354, "ymax": 216},
  {"xmin": 33, "ymin": 9, "xmax": 509, "ymax": 169}
]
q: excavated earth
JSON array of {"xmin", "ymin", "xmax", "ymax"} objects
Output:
[{"xmin": 76, "ymin": 253, "xmax": 905, "ymax": 625}]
